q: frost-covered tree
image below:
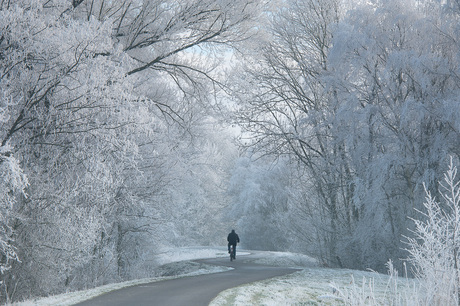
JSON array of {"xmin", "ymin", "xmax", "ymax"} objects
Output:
[
  {"xmin": 0, "ymin": 0, "xmax": 150, "ymax": 298},
  {"xmin": 231, "ymin": 0, "xmax": 349, "ymax": 266}
]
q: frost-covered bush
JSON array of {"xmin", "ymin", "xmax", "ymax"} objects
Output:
[
  {"xmin": 405, "ymin": 158, "xmax": 460, "ymax": 305},
  {"xmin": 331, "ymin": 158, "xmax": 460, "ymax": 305},
  {"xmin": 0, "ymin": 145, "xmax": 28, "ymax": 274},
  {"xmin": 330, "ymin": 260, "xmax": 420, "ymax": 305}
]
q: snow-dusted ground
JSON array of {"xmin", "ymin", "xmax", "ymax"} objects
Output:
[
  {"xmin": 210, "ymin": 263, "xmax": 419, "ymax": 305},
  {"xmin": 11, "ymin": 247, "xmax": 419, "ymax": 306}
]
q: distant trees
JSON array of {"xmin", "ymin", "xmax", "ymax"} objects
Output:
[
  {"xmin": 227, "ymin": 156, "xmax": 291, "ymax": 251},
  {"xmin": 232, "ymin": 0, "xmax": 460, "ymax": 271}
]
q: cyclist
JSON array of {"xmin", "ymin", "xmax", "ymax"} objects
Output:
[{"xmin": 227, "ymin": 229, "xmax": 240, "ymax": 259}]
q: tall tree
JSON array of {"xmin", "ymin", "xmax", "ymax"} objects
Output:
[{"xmin": 231, "ymin": 0, "xmax": 347, "ymax": 266}]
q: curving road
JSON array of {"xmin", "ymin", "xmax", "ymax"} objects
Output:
[{"xmin": 73, "ymin": 252, "xmax": 299, "ymax": 306}]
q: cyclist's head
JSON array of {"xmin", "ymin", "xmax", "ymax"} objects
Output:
[{"xmin": 231, "ymin": 229, "xmax": 235, "ymax": 233}]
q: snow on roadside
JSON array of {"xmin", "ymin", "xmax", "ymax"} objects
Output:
[
  {"xmin": 240, "ymin": 250, "xmax": 318, "ymax": 268},
  {"xmin": 153, "ymin": 246, "xmax": 248, "ymax": 265}
]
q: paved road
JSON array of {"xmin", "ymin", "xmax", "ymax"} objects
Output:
[{"xmin": 74, "ymin": 252, "xmax": 299, "ymax": 306}]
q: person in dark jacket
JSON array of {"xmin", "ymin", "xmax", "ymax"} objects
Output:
[{"xmin": 227, "ymin": 229, "xmax": 240, "ymax": 257}]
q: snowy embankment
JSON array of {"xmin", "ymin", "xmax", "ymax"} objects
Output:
[
  {"xmin": 210, "ymin": 260, "xmax": 419, "ymax": 305},
  {"xmin": 12, "ymin": 247, "xmax": 418, "ymax": 306}
]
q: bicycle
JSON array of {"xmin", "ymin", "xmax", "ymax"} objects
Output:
[{"xmin": 229, "ymin": 245, "xmax": 236, "ymax": 261}]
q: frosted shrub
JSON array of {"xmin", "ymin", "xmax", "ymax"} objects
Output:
[
  {"xmin": 330, "ymin": 260, "xmax": 419, "ymax": 305},
  {"xmin": 331, "ymin": 159, "xmax": 460, "ymax": 305},
  {"xmin": 405, "ymin": 158, "xmax": 460, "ymax": 305},
  {"xmin": 0, "ymin": 145, "xmax": 28, "ymax": 273}
]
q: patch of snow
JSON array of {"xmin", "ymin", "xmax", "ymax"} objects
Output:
[
  {"xmin": 241, "ymin": 250, "xmax": 318, "ymax": 268},
  {"xmin": 153, "ymin": 246, "xmax": 248, "ymax": 265}
]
